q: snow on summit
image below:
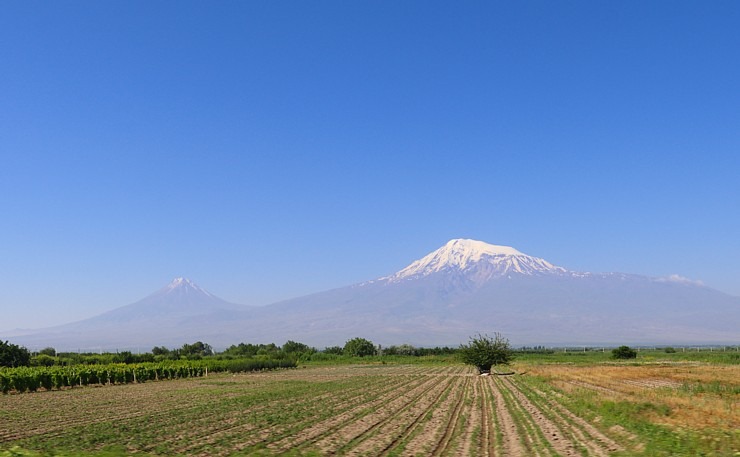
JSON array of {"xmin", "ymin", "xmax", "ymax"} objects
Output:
[
  {"xmin": 164, "ymin": 277, "xmax": 212, "ymax": 296},
  {"xmin": 385, "ymin": 238, "xmax": 567, "ymax": 281}
]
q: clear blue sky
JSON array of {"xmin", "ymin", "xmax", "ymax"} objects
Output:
[{"xmin": 1, "ymin": 1, "xmax": 738, "ymax": 330}]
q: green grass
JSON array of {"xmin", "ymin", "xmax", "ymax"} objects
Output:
[
  {"xmin": 514, "ymin": 349, "xmax": 740, "ymax": 365},
  {"xmin": 303, "ymin": 348, "xmax": 740, "ymax": 367}
]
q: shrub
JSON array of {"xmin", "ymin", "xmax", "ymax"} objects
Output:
[
  {"xmin": 0, "ymin": 341, "xmax": 31, "ymax": 368},
  {"xmin": 31, "ymin": 354, "xmax": 56, "ymax": 367},
  {"xmin": 323, "ymin": 346, "xmax": 344, "ymax": 355},
  {"xmin": 612, "ymin": 345, "xmax": 637, "ymax": 359}
]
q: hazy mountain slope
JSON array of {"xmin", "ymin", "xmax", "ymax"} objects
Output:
[
  {"xmin": 7, "ymin": 239, "xmax": 739, "ymax": 350},
  {"xmin": 81, "ymin": 278, "xmax": 247, "ymax": 323},
  {"xmin": 8, "ymin": 278, "xmax": 254, "ymax": 350},
  {"xmin": 242, "ymin": 239, "xmax": 738, "ymax": 346}
]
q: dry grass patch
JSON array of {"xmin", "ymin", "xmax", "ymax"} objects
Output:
[{"xmin": 519, "ymin": 362, "xmax": 739, "ymax": 430}]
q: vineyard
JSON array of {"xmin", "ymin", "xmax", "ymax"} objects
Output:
[
  {"xmin": 1, "ymin": 361, "xmax": 737, "ymax": 456},
  {"xmin": 0, "ymin": 359, "xmax": 296, "ymax": 394}
]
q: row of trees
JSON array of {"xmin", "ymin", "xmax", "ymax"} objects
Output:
[
  {"xmin": 152, "ymin": 341, "xmax": 213, "ymax": 359},
  {"xmin": 2, "ymin": 337, "xmax": 643, "ymax": 370}
]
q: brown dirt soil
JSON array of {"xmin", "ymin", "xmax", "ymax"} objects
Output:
[{"xmin": 0, "ymin": 365, "xmax": 640, "ymax": 456}]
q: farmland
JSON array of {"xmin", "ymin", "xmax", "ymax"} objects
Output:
[{"xmin": 1, "ymin": 356, "xmax": 738, "ymax": 456}]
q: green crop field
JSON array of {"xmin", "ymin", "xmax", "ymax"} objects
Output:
[{"xmin": 1, "ymin": 353, "xmax": 738, "ymax": 456}]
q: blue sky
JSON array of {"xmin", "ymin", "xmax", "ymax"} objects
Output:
[{"xmin": 1, "ymin": 1, "xmax": 738, "ymax": 330}]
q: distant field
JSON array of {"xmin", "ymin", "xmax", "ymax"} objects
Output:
[{"xmin": 1, "ymin": 355, "xmax": 738, "ymax": 456}]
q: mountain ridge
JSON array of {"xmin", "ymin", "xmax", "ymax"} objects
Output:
[{"xmin": 6, "ymin": 239, "xmax": 739, "ymax": 350}]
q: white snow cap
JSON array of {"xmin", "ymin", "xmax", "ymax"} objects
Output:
[
  {"xmin": 386, "ymin": 238, "xmax": 566, "ymax": 280},
  {"xmin": 166, "ymin": 277, "xmax": 212, "ymax": 295},
  {"xmin": 169, "ymin": 277, "xmax": 196, "ymax": 287},
  {"xmin": 441, "ymin": 239, "xmax": 524, "ymax": 259}
]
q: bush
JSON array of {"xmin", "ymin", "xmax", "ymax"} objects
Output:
[
  {"xmin": 38, "ymin": 347, "xmax": 56, "ymax": 357},
  {"xmin": 664, "ymin": 347, "xmax": 677, "ymax": 353},
  {"xmin": 323, "ymin": 346, "xmax": 344, "ymax": 355},
  {"xmin": 458, "ymin": 333, "xmax": 514, "ymax": 373},
  {"xmin": 282, "ymin": 340, "xmax": 313, "ymax": 354},
  {"xmin": 0, "ymin": 341, "xmax": 31, "ymax": 368},
  {"xmin": 31, "ymin": 354, "xmax": 56, "ymax": 367},
  {"xmin": 612, "ymin": 345, "xmax": 637, "ymax": 359},
  {"xmin": 343, "ymin": 338, "xmax": 376, "ymax": 357}
]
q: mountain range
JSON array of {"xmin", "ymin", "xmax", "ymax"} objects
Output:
[{"xmin": 6, "ymin": 239, "xmax": 739, "ymax": 350}]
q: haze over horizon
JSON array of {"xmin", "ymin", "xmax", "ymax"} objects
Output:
[{"xmin": 1, "ymin": 2, "xmax": 738, "ymax": 331}]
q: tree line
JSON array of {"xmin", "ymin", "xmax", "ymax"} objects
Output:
[
  {"xmin": 1, "ymin": 337, "xmax": 462, "ymax": 368},
  {"xmin": 4, "ymin": 335, "xmax": 652, "ymax": 371}
]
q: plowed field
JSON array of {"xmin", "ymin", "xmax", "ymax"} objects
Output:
[{"xmin": 1, "ymin": 363, "xmax": 735, "ymax": 456}]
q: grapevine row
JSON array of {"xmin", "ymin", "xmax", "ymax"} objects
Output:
[{"xmin": 0, "ymin": 358, "xmax": 296, "ymax": 394}]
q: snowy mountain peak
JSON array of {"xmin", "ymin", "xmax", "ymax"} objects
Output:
[
  {"xmin": 384, "ymin": 238, "xmax": 568, "ymax": 282},
  {"xmin": 165, "ymin": 277, "xmax": 211, "ymax": 296},
  {"xmin": 443, "ymin": 238, "xmax": 524, "ymax": 258},
  {"xmin": 168, "ymin": 277, "xmax": 194, "ymax": 288}
]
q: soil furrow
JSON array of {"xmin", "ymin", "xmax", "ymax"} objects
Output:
[
  {"xmin": 266, "ymin": 375, "xmax": 430, "ymax": 453},
  {"xmin": 180, "ymin": 375, "xmax": 420, "ymax": 455},
  {"xmin": 430, "ymin": 376, "xmax": 470, "ymax": 456},
  {"xmin": 493, "ymin": 376, "xmax": 553, "ymax": 457},
  {"xmin": 340, "ymin": 375, "xmax": 456, "ymax": 456},
  {"xmin": 458, "ymin": 376, "xmax": 483, "ymax": 457},
  {"xmin": 500, "ymin": 376, "xmax": 583, "ymax": 457},
  {"xmin": 392, "ymin": 375, "xmax": 470, "ymax": 457},
  {"xmin": 513, "ymin": 379, "xmax": 624, "ymax": 455},
  {"xmin": 486, "ymin": 376, "xmax": 526, "ymax": 457}
]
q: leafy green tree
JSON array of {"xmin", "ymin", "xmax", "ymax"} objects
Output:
[
  {"xmin": 223, "ymin": 343, "xmax": 259, "ymax": 357},
  {"xmin": 38, "ymin": 347, "xmax": 56, "ymax": 357},
  {"xmin": 180, "ymin": 341, "xmax": 213, "ymax": 358},
  {"xmin": 323, "ymin": 346, "xmax": 344, "ymax": 355},
  {"xmin": 395, "ymin": 344, "xmax": 417, "ymax": 356},
  {"xmin": 458, "ymin": 333, "xmax": 514, "ymax": 373},
  {"xmin": 282, "ymin": 340, "xmax": 313, "ymax": 354},
  {"xmin": 113, "ymin": 351, "xmax": 135, "ymax": 364},
  {"xmin": 0, "ymin": 340, "xmax": 31, "ymax": 368},
  {"xmin": 151, "ymin": 346, "xmax": 171, "ymax": 356},
  {"xmin": 612, "ymin": 345, "xmax": 637, "ymax": 359},
  {"xmin": 31, "ymin": 354, "xmax": 56, "ymax": 367},
  {"xmin": 256, "ymin": 343, "xmax": 280, "ymax": 356},
  {"xmin": 343, "ymin": 338, "xmax": 376, "ymax": 357}
]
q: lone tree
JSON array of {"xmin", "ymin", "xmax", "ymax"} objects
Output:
[
  {"xmin": 611, "ymin": 345, "xmax": 637, "ymax": 359},
  {"xmin": 459, "ymin": 333, "xmax": 514, "ymax": 373},
  {"xmin": 343, "ymin": 337, "xmax": 376, "ymax": 357}
]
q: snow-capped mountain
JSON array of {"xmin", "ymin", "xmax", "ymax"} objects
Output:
[
  {"xmin": 8, "ymin": 241, "xmax": 740, "ymax": 350},
  {"xmin": 384, "ymin": 239, "xmax": 567, "ymax": 282}
]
